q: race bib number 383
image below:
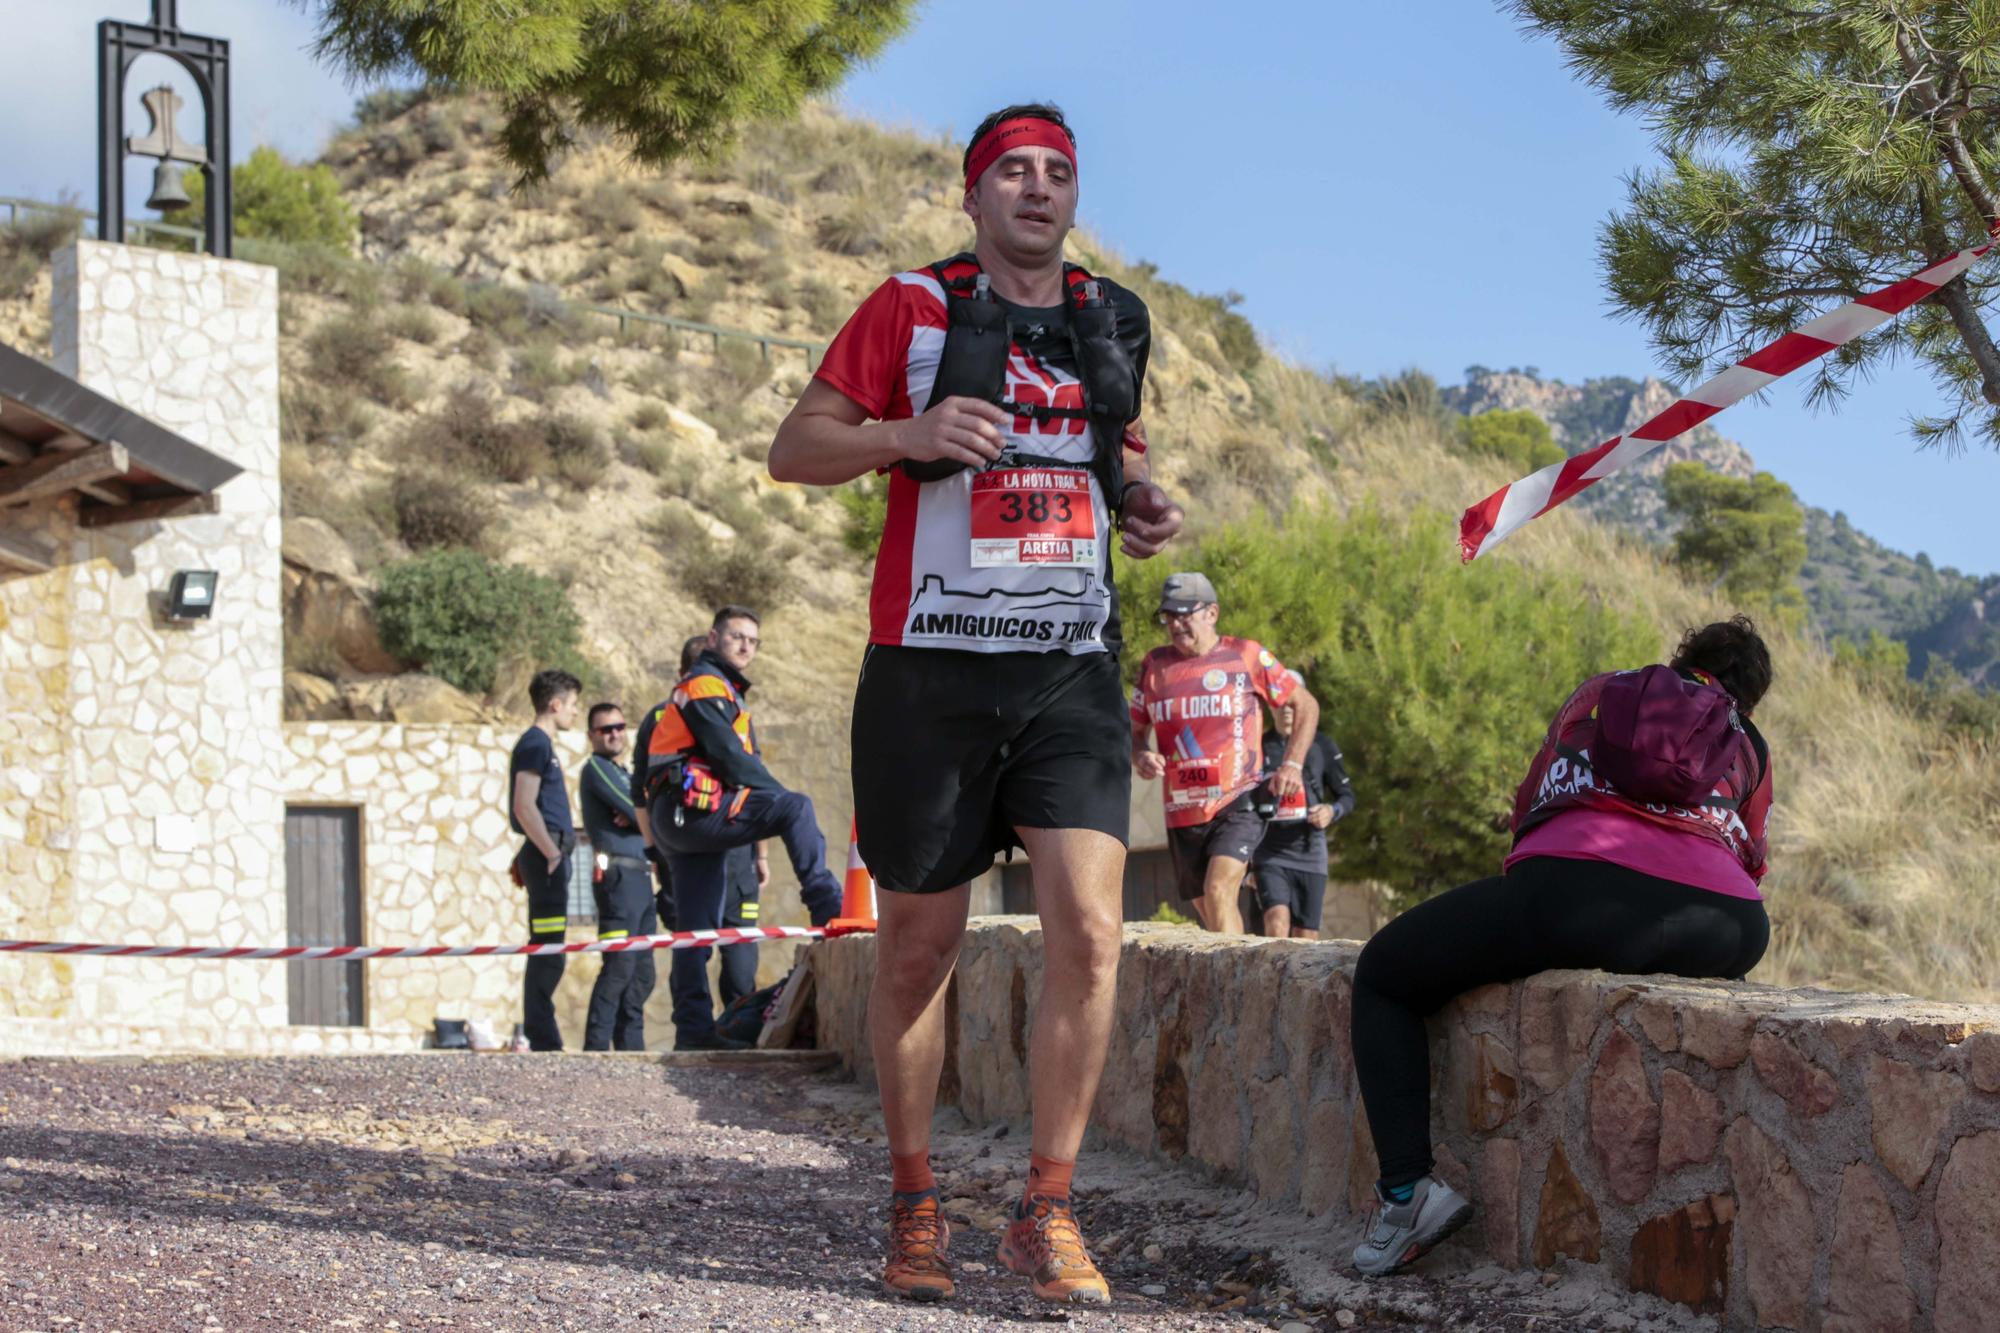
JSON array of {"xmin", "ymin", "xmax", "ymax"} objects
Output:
[{"xmin": 969, "ymin": 467, "xmax": 1097, "ymax": 567}]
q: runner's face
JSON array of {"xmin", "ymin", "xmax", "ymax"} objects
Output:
[
  {"xmin": 713, "ymin": 618, "xmax": 760, "ymax": 673},
  {"xmin": 591, "ymin": 712, "xmax": 627, "ymax": 758},
  {"xmin": 966, "ymin": 145, "xmax": 1076, "ymax": 263},
  {"xmin": 1164, "ymin": 603, "xmax": 1219, "ymax": 655}
]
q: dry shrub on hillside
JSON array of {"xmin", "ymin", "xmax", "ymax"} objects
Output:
[
  {"xmin": 577, "ymin": 180, "xmax": 644, "ymax": 234},
  {"xmin": 682, "ymin": 540, "xmax": 795, "ymax": 614},
  {"xmin": 541, "ymin": 413, "xmax": 610, "ymax": 490},
  {"xmin": 281, "ymin": 381, "xmax": 372, "ymax": 452},
  {"xmin": 511, "ymin": 340, "xmax": 588, "ymax": 400},
  {"xmin": 817, "ymin": 201, "xmax": 890, "ymax": 257},
  {"xmin": 390, "ymin": 470, "xmax": 490, "ymax": 551},
  {"xmin": 306, "ymin": 313, "xmax": 409, "ymax": 406},
  {"xmin": 383, "ymin": 304, "xmax": 442, "ymax": 345},
  {"xmin": 419, "ymin": 387, "xmax": 546, "ymax": 483},
  {"xmin": 0, "ymin": 203, "xmax": 82, "ymax": 300}
]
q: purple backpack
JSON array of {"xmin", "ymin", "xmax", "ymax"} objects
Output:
[{"xmin": 1592, "ymin": 665, "xmax": 1742, "ymax": 806}]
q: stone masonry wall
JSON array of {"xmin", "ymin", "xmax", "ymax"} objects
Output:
[
  {"xmin": 809, "ymin": 920, "xmax": 2000, "ymax": 1331},
  {"xmin": 0, "ymin": 242, "xmax": 288, "ymax": 1034}
]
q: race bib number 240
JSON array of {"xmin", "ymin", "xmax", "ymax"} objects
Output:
[{"xmin": 969, "ymin": 467, "xmax": 1097, "ymax": 567}]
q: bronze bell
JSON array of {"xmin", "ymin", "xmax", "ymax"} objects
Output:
[{"xmin": 145, "ymin": 160, "xmax": 191, "ymax": 212}]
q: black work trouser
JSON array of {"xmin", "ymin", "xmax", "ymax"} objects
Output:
[
  {"xmin": 719, "ymin": 845, "xmax": 761, "ymax": 1012},
  {"xmin": 517, "ymin": 840, "xmax": 574, "ymax": 1052},
  {"xmin": 583, "ymin": 862, "xmax": 658, "ymax": 1051},
  {"xmin": 1351, "ymin": 855, "xmax": 1769, "ymax": 1189},
  {"xmin": 655, "ymin": 787, "xmax": 842, "ymax": 1044}
]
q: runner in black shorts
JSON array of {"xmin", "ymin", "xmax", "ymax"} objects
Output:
[
  {"xmin": 1250, "ymin": 677, "xmax": 1355, "ymax": 939},
  {"xmin": 1130, "ymin": 573, "xmax": 1320, "ymax": 934},
  {"xmin": 768, "ymin": 103, "xmax": 1184, "ymax": 1306}
]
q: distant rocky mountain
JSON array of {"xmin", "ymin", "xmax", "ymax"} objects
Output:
[{"xmin": 1446, "ymin": 368, "xmax": 1996, "ymax": 684}]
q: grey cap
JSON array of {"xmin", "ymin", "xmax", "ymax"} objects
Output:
[{"xmin": 1158, "ymin": 571, "xmax": 1218, "ymax": 614}]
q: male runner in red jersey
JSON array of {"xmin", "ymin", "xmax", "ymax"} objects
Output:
[
  {"xmin": 1130, "ymin": 572, "xmax": 1320, "ymax": 934},
  {"xmin": 768, "ymin": 103, "xmax": 1184, "ymax": 1306}
]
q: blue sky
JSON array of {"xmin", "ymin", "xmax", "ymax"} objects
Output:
[{"xmin": 1, "ymin": 2, "xmax": 1989, "ymax": 573}]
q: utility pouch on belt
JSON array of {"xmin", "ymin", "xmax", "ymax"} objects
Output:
[
  {"xmin": 680, "ymin": 759, "xmax": 726, "ymax": 813},
  {"xmin": 903, "ymin": 272, "xmax": 1010, "ymax": 483}
]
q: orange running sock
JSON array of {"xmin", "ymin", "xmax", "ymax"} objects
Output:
[
  {"xmin": 1025, "ymin": 1153, "xmax": 1075, "ymax": 1201},
  {"xmin": 890, "ymin": 1149, "xmax": 936, "ymax": 1196}
]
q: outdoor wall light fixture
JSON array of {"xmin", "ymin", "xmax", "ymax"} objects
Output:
[{"xmin": 165, "ymin": 569, "xmax": 218, "ymax": 619}]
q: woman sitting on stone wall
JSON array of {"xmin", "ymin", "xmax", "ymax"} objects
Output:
[{"xmin": 1349, "ymin": 617, "xmax": 1774, "ymax": 1276}]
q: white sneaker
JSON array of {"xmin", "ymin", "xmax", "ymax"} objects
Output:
[{"xmin": 1351, "ymin": 1176, "xmax": 1473, "ymax": 1277}]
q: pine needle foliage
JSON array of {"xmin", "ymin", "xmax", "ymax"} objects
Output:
[
  {"xmin": 309, "ymin": 0, "xmax": 917, "ymax": 185},
  {"xmin": 1510, "ymin": 0, "xmax": 2000, "ymax": 449}
]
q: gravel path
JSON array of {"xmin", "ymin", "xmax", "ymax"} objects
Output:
[{"xmin": 0, "ymin": 1055, "xmax": 1708, "ymax": 1332}]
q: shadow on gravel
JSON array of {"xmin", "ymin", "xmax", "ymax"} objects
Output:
[{"xmin": 0, "ymin": 1118, "xmax": 877, "ymax": 1302}]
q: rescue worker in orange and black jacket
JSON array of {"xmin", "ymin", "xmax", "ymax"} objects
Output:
[{"xmin": 630, "ymin": 606, "xmax": 842, "ymax": 1050}]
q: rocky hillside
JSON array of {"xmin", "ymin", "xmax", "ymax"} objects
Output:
[
  {"xmin": 267, "ymin": 96, "xmax": 1349, "ymax": 723},
  {"xmin": 1446, "ymin": 367, "xmax": 1998, "ymax": 683}
]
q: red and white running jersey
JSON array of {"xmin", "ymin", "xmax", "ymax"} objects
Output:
[
  {"xmin": 814, "ymin": 266, "xmax": 1117, "ymax": 654},
  {"xmin": 1130, "ymin": 636, "xmax": 1298, "ymax": 828}
]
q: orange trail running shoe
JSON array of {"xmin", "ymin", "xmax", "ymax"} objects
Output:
[
  {"xmin": 883, "ymin": 1189, "xmax": 954, "ymax": 1302},
  {"xmin": 998, "ymin": 1192, "xmax": 1112, "ymax": 1305}
]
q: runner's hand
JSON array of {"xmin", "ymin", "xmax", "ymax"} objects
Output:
[
  {"xmin": 1269, "ymin": 764, "xmax": 1305, "ymax": 799},
  {"xmin": 897, "ymin": 396, "xmax": 1008, "ymax": 467},
  {"xmin": 1120, "ymin": 482, "xmax": 1184, "ymax": 558},
  {"xmin": 1307, "ymin": 803, "xmax": 1335, "ymax": 830},
  {"xmin": 1134, "ymin": 750, "xmax": 1167, "ymax": 780},
  {"xmin": 546, "ymin": 851, "xmax": 562, "ymax": 873}
]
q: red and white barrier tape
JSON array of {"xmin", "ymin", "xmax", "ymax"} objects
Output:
[
  {"xmin": 1458, "ymin": 235, "xmax": 1999, "ymax": 561},
  {"xmin": 0, "ymin": 924, "xmax": 862, "ymax": 962}
]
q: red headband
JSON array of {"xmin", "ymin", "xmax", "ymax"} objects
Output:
[{"xmin": 964, "ymin": 117, "xmax": 1077, "ymax": 191}]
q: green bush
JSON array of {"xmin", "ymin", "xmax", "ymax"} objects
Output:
[
  {"xmin": 375, "ymin": 548, "xmax": 585, "ymax": 696},
  {"xmin": 390, "ymin": 471, "xmax": 491, "ymax": 551},
  {"xmin": 1662, "ymin": 463, "xmax": 1808, "ymax": 625},
  {"xmin": 1459, "ymin": 409, "xmax": 1566, "ymax": 473},
  {"xmin": 836, "ymin": 478, "xmax": 887, "ymax": 556},
  {"xmin": 183, "ymin": 146, "xmax": 358, "ymax": 252},
  {"xmin": 1117, "ymin": 505, "xmax": 1657, "ymax": 904}
]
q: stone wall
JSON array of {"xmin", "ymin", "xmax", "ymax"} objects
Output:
[
  {"xmin": 808, "ymin": 920, "xmax": 2000, "ymax": 1331},
  {"xmin": 1, "ymin": 241, "xmax": 287, "ymax": 1035}
]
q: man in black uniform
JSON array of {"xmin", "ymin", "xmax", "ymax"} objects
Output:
[
  {"xmin": 1252, "ymin": 679, "xmax": 1356, "ymax": 939},
  {"xmin": 508, "ymin": 668, "xmax": 582, "ymax": 1051},
  {"xmin": 673, "ymin": 631, "xmax": 766, "ymax": 1010},
  {"xmin": 631, "ymin": 606, "xmax": 842, "ymax": 1050},
  {"xmin": 578, "ymin": 701, "xmax": 656, "ymax": 1050}
]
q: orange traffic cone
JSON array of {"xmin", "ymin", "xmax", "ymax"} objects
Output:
[{"xmin": 827, "ymin": 816, "xmax": 878, "ymax": 935}]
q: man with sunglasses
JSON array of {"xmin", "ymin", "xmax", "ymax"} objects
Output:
[
  {"xmin": 631, "ymin": 604, "xmax": 843, "ymax": 1050},
  {"xmin": 1131, "ymin": 573, "xmax": 1320, "ymax": 934},
  {"xmin": 577, "ymin": 702, "xmax": 656, "ymax": 1051}
]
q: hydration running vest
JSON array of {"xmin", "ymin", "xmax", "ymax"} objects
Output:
[
  {"xmin": 1511, "ymin": 669, "xmax": 1773, "ymax": 880},
  {"xmin": 642, "ymin": 664, "xmax": 756, "ymax": 816},
  {"xmin": 900, "ymin": 252, "xmax": 1143, "ymax": 514}
]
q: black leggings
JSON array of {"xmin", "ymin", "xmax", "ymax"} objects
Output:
[{"xmin": 1351, "ymin": 855, "xmax": 1769, "ymax": 1188}]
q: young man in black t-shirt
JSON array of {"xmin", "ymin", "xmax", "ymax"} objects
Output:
[
  {"xmin": 508, "ymin": 668, "xmax": 582, "ymax": 1051},
  {"xmin": 770, "ymin": 103, "xmax": 1186, "ymax": 1307},
  {"xmin": 1252, "ymin": 682, "xmax": 1356, "ymax": 940}
]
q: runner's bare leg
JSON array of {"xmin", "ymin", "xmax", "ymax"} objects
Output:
[
  {"xmin": 1291, "ymin": 925, "xmax": 1321, "ymax": 941},
  {"xmin": 1262, "ymin": 902, "xmax": 1291, "ymax": 939},
  {"xmin": 870, "ymin": 883, "xmax": 972, "ymax": 1155},
  {"xmin": 1018, "ymin": 826, "xmax": 1126, "ymax": 1160},
  {"xmin": 1199, "ymin": 855, "xmax": 1248, "ymax": 935}
]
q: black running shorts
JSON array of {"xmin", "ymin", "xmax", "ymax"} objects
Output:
[
  {"xmin": 1165, "ymin": 794, "xmax": 1264, "ymax": 901},
  {"xmin": 1253, "ymin": 863, "xmax": 1328, "ymax": 930},
  {"xmin": 851, "ymin": 645, "xmax": 1132, "ymax": 894}
]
